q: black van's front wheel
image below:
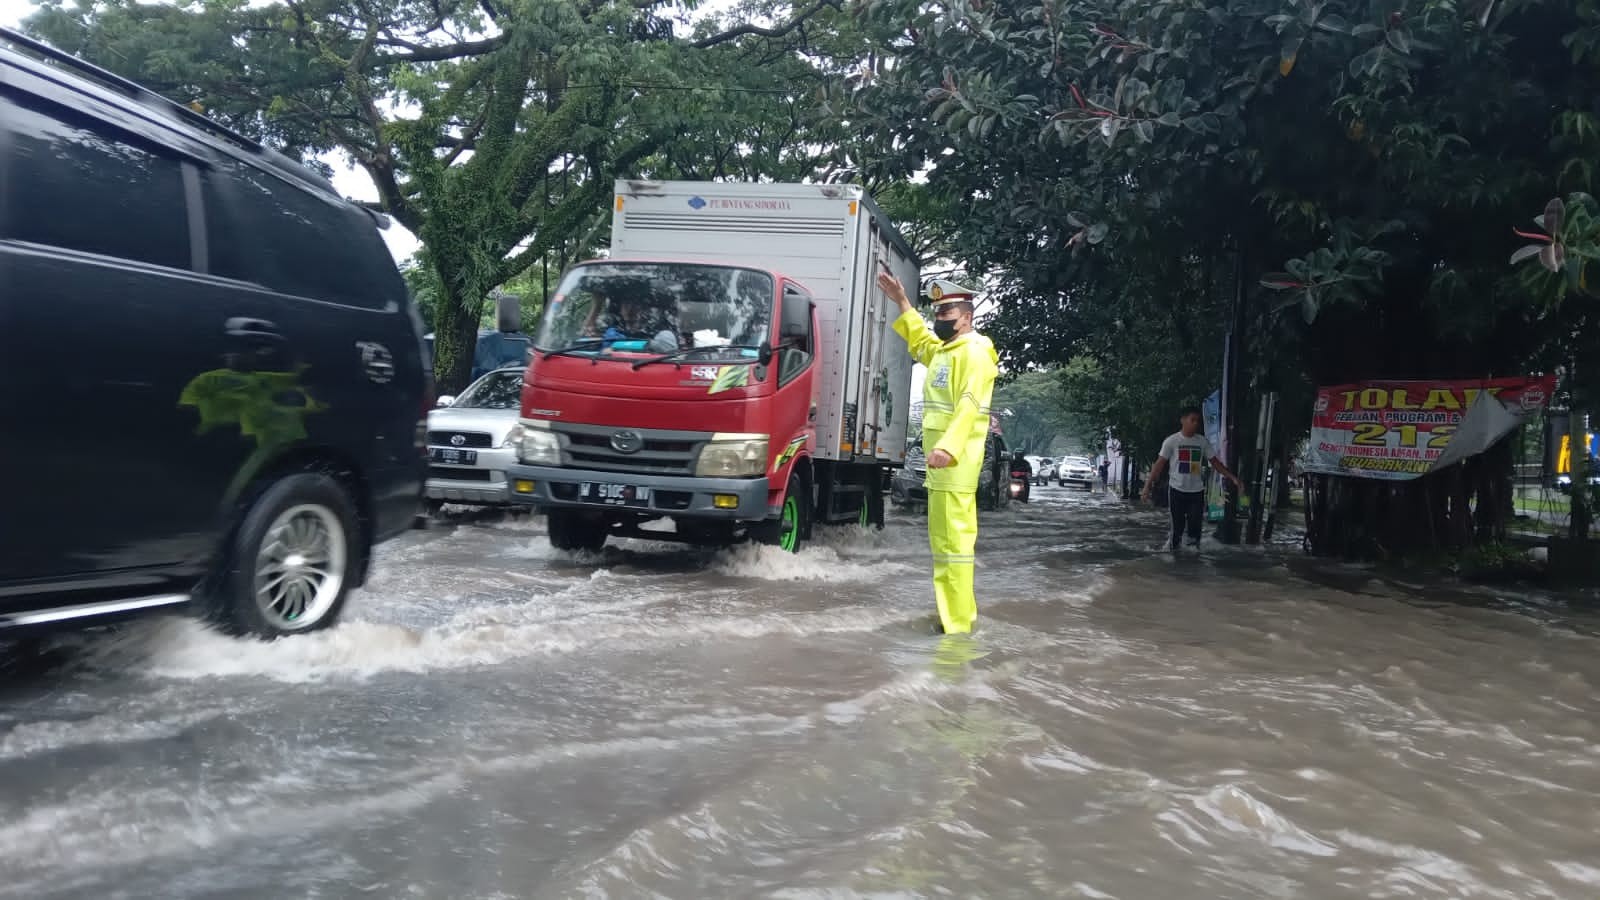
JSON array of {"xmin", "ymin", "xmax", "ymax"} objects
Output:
[{"xmin": 210, "ymin": 473, "xmax": 359, "ymax": 638}]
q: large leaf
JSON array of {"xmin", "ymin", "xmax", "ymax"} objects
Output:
[
  {"xmin": 1510, "ymin": 245, "xmax": 1545, "ymax": 265},
  {"xmin": 1315, "ymin": 15, "xmax": 1351, "ymax": 35}
]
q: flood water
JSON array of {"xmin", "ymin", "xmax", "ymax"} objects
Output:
[{"xmin": 3, "ymin": 486, "xmax": 1599, "ymax": 898}]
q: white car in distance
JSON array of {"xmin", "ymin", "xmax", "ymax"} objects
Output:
[{"xmin": 1058, "ymin": 455, "xmax": 1097, "ymax": 490}]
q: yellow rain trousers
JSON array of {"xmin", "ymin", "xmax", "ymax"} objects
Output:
[{"xmin": 893, "ymin": 310, "xmax": 999, "ymax": 634}]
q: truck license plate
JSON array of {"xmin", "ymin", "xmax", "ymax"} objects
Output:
[
  {"xmin": 430, "ymin": 447, "xmax": 478, "ymax": 465},
  {"xmin": 581, "ymin": 482, "xmax": 650, "ymax": 507}
]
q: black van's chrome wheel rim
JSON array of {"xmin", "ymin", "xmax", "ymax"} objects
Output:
[{"xmin": 255, "ymin": 504, "xmax": 347, "ymax": 630}]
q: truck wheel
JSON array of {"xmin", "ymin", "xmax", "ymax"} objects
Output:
[
  {"xmin": 860, "ymin": 482, "xmax": 885, "ymax": 530},
  {"xmin": 757, "ymin": 472, "xmax": 808, "ymax": 552},
  {"xmin": 548, "ymin": 509, "xmax": 609, "ymax": 552},
  {"xmin": 208, "ymin": 473, "xmax": 359, "ymax": 638}
]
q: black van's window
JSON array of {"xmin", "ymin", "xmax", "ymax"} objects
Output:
[
  {"xmin": 205, "ymin": 159, "xmax": 393, "ymax": 309},
  {"xmin": 3, "ymin": 99, "xmax": 188, "ymax": 269}
]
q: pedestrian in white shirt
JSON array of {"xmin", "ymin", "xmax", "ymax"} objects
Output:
[{"xmin": 1141, "ymin": 407, "xmax": 1244, "ymax": 551}]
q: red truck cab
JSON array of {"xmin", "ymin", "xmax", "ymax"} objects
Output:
[{"xmin": 507, "ymin": 260, "xmax": 824, "ymax": 551}]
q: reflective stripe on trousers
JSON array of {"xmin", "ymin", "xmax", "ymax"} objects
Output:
[{"xmin": 928, "ymin": 489, "xmax": 979, "ymax": 634}]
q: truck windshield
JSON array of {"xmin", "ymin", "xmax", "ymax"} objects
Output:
[{"xmin": 536, "ymin": 263, "xmax": 774, "ymax": 361}]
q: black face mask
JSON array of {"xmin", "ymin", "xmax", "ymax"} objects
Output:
[{"xmin": 933, "ymin": 318, "xmax": 959, "ymax": 342}]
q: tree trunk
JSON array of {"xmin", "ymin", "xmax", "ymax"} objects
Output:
[{"xmin": 433, "ymin": 280, "xmax": 482, "ymax": 395}]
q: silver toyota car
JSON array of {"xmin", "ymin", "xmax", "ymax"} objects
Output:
[{"xmin": 425, "ymin": 366, "xmax": 526, "ymax": 511}]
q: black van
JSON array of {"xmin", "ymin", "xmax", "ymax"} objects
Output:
[{"xmin": 0, "ymin": 29, "xmax": 430, "ymax": 637}]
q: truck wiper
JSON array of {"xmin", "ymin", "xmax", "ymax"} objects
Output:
[
  {"xmin": 631, "ymin": 344, "xmax": 767, "ymax": 371},
  {"xmin": 540, "ymin": 337, "xmax": 605, "ymax": 360}
]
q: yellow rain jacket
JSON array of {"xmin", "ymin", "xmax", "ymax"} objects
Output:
[
  {"xmin": 893, "ymin": 311, "xmax": 999, "ymax": 491},
  {"xmin": 894, "ymin": 309, "xmax": 999, "ymax": 635}
]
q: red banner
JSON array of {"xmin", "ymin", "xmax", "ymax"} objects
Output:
[{"xmin": 1305, "ymin": 376, "xmax": 1556, "ymax": 480}]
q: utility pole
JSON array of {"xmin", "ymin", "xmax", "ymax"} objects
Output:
[
  {"xmin": 1247, "ymin": 392, "xmax": 1277, "ymax": 544},
  {"xmin": 1219, "ymin": 249, "xmax": 1247, "ymax": 543}
]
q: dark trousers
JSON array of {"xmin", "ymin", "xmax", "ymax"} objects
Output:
[{"xmin": 1169, "ymin": 488, "xmax": 1205, "ymax": 549}]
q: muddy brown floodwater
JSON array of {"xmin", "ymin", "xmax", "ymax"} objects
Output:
[{"xmin": 2, "ymin": 485, "xmax": 1599, "ymax": 899}]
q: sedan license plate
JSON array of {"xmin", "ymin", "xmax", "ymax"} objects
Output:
[
  {"xmin": 581, "ymin": 482, "xmax": 650, "ymax": 507},
  {"xmin": 430, "ymin": 447, "xmax": 478, "ymax": 465}
]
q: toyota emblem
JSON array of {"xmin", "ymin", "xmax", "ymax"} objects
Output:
[
  {"xmin": 450, "ymin": 434, "xmax": 466, "ymax": 447},
  {"xmin": 610, "ymin": 430, "xmax": 644, "ymax": 454}
]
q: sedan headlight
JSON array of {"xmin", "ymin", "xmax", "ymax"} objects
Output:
[
  {"xmin": 696, "ymin": 436, "xmax": 769, "ymax": 478},
  {"xmin": 517, "ymin": 423, "xmax": 561, "ymax": 465}
]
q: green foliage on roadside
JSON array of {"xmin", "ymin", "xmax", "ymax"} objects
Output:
[{"xmin": 992, "ymin": 368, "xmax": 1093, "ymax": 455}]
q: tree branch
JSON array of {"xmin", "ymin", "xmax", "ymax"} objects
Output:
[
  {"xmin": 691, "ymin": 0, "xmax": 841, "ymax": 49},
  {"xmin": 496, "ymin": 135, "xmax": 662, "ymax": 284},
  {"xmin": 373, "ymin": 34, "xmax": 508, "ymax": 65}
]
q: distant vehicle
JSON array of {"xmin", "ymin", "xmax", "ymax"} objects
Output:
[
  {"xmin": 1554, "ymin": 472, "xmax": 1600, "ymax": 494},
  {"xmin": 1009, "ymin": 452, "xmax": 1032, "ymax": 503},
  {"xmin": 1023, "ymin": 455, "xmax": 1045, "ymax": 485},
  {"xmin": 422, "ymin": 294, "xmax": 532, "ymax": 384},
  {"xmin": 0, "ymin": 29, "xmax": 430, "ymax": 637},
  {"xmin": 978, "ymin": 432, "xmax": 1014, "ymax": 511},
  {"xmin": 890, "ymin": 433, "xmax": 1014, "ymax": 512},
  {"xmin": 891, "ymin": 441, "xmax": 929, "ymax": 509},
  {"xmin": 1058, "ymin": 456, "xmax": 1096, "ymax": 490},
  {"xmin": 1035, "ymin": 457, "xmax": 1057, "ymax": 485},
  {"xmin": 425, "ymin": 367, "xmax": 527, "ymax": 512}
]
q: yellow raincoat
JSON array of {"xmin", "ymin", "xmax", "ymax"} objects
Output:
[{"xmin": 893, "ymin": 309, "xmax": 999, "ymax": 634}]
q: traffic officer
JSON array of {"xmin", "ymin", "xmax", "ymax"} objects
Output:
[{"xmin": 877, "ymin": 268, "xmax": 999, "ymax": 634}]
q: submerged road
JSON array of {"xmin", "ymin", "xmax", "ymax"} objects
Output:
[{"xmin": 2, "ymin": 486, "xmax": 1599, "ymax": 898}]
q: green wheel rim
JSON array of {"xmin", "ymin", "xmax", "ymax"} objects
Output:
[{"xmin": 780, "ymin": 496, "xmax": 800, "ymax": 552}]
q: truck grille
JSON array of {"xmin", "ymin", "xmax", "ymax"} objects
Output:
[
  {"xmin": 552, "ymin": 423, "xmax": 709, "ymax": 476},
  {"xmin": 428, "ymin": 431, "xmax": 493, "ymax": 449}
]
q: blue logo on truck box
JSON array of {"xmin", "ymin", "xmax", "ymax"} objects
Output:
[{"xmin": 687, "ymin": 196, "xmax": 707, "ymax": 210}]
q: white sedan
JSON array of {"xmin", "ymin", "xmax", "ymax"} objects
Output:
[{"xmin": 425, "ymin": 366, "xmax": 526, "ymax": 510}]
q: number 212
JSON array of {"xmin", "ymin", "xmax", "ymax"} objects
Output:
[{"xmin": 1352, "ymin": 424, "xmax": 1455, "ymax": 448}]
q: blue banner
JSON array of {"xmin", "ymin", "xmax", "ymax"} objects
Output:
[{"xmin": 1203, "ymin": 390, "xmax": 1225, "ymax": 522}]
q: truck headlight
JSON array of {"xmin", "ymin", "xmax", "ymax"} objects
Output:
[
  {"xmin": 517, "ymin": 423, "xmax": 561, "ymax": 465},
  {"xmin": 696, "ymin": 436, "xmax": 769, "ymax": 478}
]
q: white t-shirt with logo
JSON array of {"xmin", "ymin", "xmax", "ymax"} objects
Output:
[{"xmin": 1160, "ymin": 431, "xmax": 1213, "ymax": 494}]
